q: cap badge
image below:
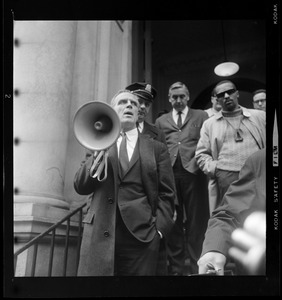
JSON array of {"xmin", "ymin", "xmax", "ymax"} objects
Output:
[{"xmin": 145, "ymin": 84, "xmax": 152, "ymax": 93}]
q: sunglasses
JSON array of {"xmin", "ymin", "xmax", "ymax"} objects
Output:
[
  {"xmin": 216, "ymin": 89, "xmax": 237, "ymax": 100},
  {"xmin": 253, "ymin": 99, "xmax": 266, "ymax": 103}
]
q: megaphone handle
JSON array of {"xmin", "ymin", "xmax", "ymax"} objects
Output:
[
  {"xmin": 90, "ymin": 151, "xmax": 103, "ymax": 176},
  {"xmin": 89, "ymin": 150, "xmax": 108, "ymax": 182},
  {"xmin": 96, "ymin": 151, "xmax": 108, "ymax": 182}
]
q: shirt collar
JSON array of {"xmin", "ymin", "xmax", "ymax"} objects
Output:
[
  {"xmin": 138, "ymin": 121, "xmax": 144, "ymax": 133},
  {"xmin": 122, "ymin": 127, "xmax": 138, "ymax": 141},
  {"xmin": 173, "ymin": 106, "xmax": 188, "ymax": 118},
  {"xmin": 215, "ymin": 106, "xmax": 251, "ymax": 120}
]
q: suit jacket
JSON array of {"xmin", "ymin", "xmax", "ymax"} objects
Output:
[
  {"xmin": 141, "ymin": 121, "xmax": 167, "ymax": 144},
  {"xmin": 155, "ymin": 108, "xmax": 208, "ymax": 174},
  {"xmin": 74, "ymin": 133, "xmax": 176, "ymax": 276},
  {"xmin": 201, "ymin": 148, "xmax": 266, "ymax": 258}
]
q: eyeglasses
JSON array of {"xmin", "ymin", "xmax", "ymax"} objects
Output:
[
  {"xmin": 253, "ymin": 99, "xmax": 266, "ymax": 104},
  {"xmin": 216, "ymin": 89, "xmax": 237, "ymax": 100}
]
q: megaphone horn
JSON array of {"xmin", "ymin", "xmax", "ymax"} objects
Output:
[{"xmin": 73, "ymin": 101, "xmax": 121, "ymax": 151}]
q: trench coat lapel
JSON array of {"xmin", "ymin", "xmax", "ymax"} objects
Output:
[{"xmin": 242, "ymin": 118, "xmax": 265, "ymax": 149}]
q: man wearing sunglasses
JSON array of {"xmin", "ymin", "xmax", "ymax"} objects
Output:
[{"xmin": 195, "ymin": 80, "xmax": 266, "ymax": 211}]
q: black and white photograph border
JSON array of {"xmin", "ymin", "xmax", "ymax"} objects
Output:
[{"xmin": 3, "ymin": 0, "xmax": 280, "ymax": 297}]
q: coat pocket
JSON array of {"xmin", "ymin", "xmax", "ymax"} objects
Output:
[{"xmin": 82, "ymin": 211, "xmax": 95, "ymax": 224}]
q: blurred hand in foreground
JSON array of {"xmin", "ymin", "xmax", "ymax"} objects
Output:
[{"xmin": 229, "ymin": 211, "xmax": 266, "ymax": 275}]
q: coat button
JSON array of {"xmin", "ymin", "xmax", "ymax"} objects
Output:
[
  {"xmin": 104, "ymin": 231, "xmax": 110, "ymax": 237},
  {"xmin": 108, "ymin": 197, "xmax": 113, "ymax": 204}
]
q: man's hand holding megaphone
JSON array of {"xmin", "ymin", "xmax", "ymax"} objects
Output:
[{"xmin": 89, "ymin": 149, "xmax": 109, "ymax": 182}]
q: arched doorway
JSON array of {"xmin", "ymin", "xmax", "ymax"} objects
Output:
[{"xmin": 132, "ymin": 20, "xmax": 266, "ymax": 122}]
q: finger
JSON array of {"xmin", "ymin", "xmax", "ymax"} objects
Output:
[
  {"xmin": 229, "ymin": 245, "xmax": 266, "ymax": 275},
  {"xmin": 231, "ymin": 228, "xmax": 261, "ymax": 250},
  {"xmin": 228, "ymin": 246, "xmax": 247, "ymax": 265},
  {"xmin": 244, "ymin": 212, "xmax": 266, "ymax": 239},
  {"xmin": 207, "ymin": 262, "xmax": 224, "ymax": 276},
  {"xmin": 198, "ymin": 265, "xmax": 208, "ymax": 274},
  {"xmin": 215, "ymin": 268, "xmax": 224, "ymax": 276},
  {"xmin": 197, "ymin": 257, "xmax": 209, "ymax": 274}
]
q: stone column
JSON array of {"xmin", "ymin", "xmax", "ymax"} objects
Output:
[
  {"xmin": 13, "ymin": 20, "xmax": 133, "ymax": 276},
  {"xmin": 64, "ymin": 21, "xmax": 133, "ymax": 207},
  {"xmin": 13, "ymin": 21, "xmax": 78, "ymax": 276}
]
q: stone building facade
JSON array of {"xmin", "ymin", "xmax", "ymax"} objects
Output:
[{"xmin": 13, "ymin": 20, "xmax": 133, "ymax": 276}]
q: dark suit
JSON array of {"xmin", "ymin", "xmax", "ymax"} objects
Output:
[
  {"xmin": 155, "ymin": 108, "xmax": 209, "ymax": 274},
  {"xmin": 201, "ymin": 149, "xmax": 266, "ymax": 258},
  {"xmin": 74, "ymin": 133, "xmax": 175, "ymax": 276},
  {"xmin": 138, "ymin": 120, "xmax": 170, "ymax": 275},
  {"xmin": 140, "ymin": 121, "xmax": 167, "ymax": 144}
]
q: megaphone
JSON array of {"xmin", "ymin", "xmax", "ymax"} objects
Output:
[{"xmin": 73, "ymin": 101, "xmax": 121, "ymax": 151}]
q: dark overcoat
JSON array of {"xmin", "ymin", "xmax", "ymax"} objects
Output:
[
  {"xmin": 142, "ymin": 121, "xmax": 167, "ymax": 144},
  {"xmin": 74, "ymin": 133, "xmax": 175, "ymax": 276}
]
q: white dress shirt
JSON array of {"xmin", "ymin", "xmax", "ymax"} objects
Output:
[
  {"xmin": 117, "ymin": 127, "xmax": 138, "ymax": 161},
  {"xmin": 172, "ymin": 106, "xmax": 188, "ymax": 125},
  {"xmin": 137, "ymin": 121, "xmax": 144, "ymax": 133}
]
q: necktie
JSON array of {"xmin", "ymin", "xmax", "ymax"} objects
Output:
[
  {"xmin": 177, "ymin": 111, "xmax": 182, "ymax": 128},
  {"xmin": 119, "ymin": 132, "xmax": 129, "ymax": 175}
]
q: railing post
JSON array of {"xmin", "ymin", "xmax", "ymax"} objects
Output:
[
  {"xmin": 75, "ymin": 208, "xmax": 83, "ymax": 275},
  {"xmin": 31, "ymin": 243, "xmax": 38, "ymax": 276},
  {"xmin": 48, "ymin": 229, "xmax": 56, "ymax": 277},
  {"xmin": 14, "ymin": 203, "xmax": 86, "ymax": 277},
  {"xmin": 14, "ymin": 256, "xmax": 18, "ymax": 276},
  {"xmin": 63, "ymin": 219, "xmax": 70, "ymax": 276}
]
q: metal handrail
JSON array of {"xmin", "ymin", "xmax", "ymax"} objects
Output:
[{"xmin": 14, "ymin": 202, "xmax": 87, "ymax": 277}]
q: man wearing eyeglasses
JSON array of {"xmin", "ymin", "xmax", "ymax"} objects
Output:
[
  {"xmin": 195, "ymin": 80, "xmax": 266, "ymax": 210},
  {"xmin": 252, "ymin": 89, "xmax": 266, "ymax": 112}
]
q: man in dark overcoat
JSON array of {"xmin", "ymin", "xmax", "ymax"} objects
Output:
[{"xmin": 74, "ymin": 90, "xmax": 175, "ymax": 276}]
